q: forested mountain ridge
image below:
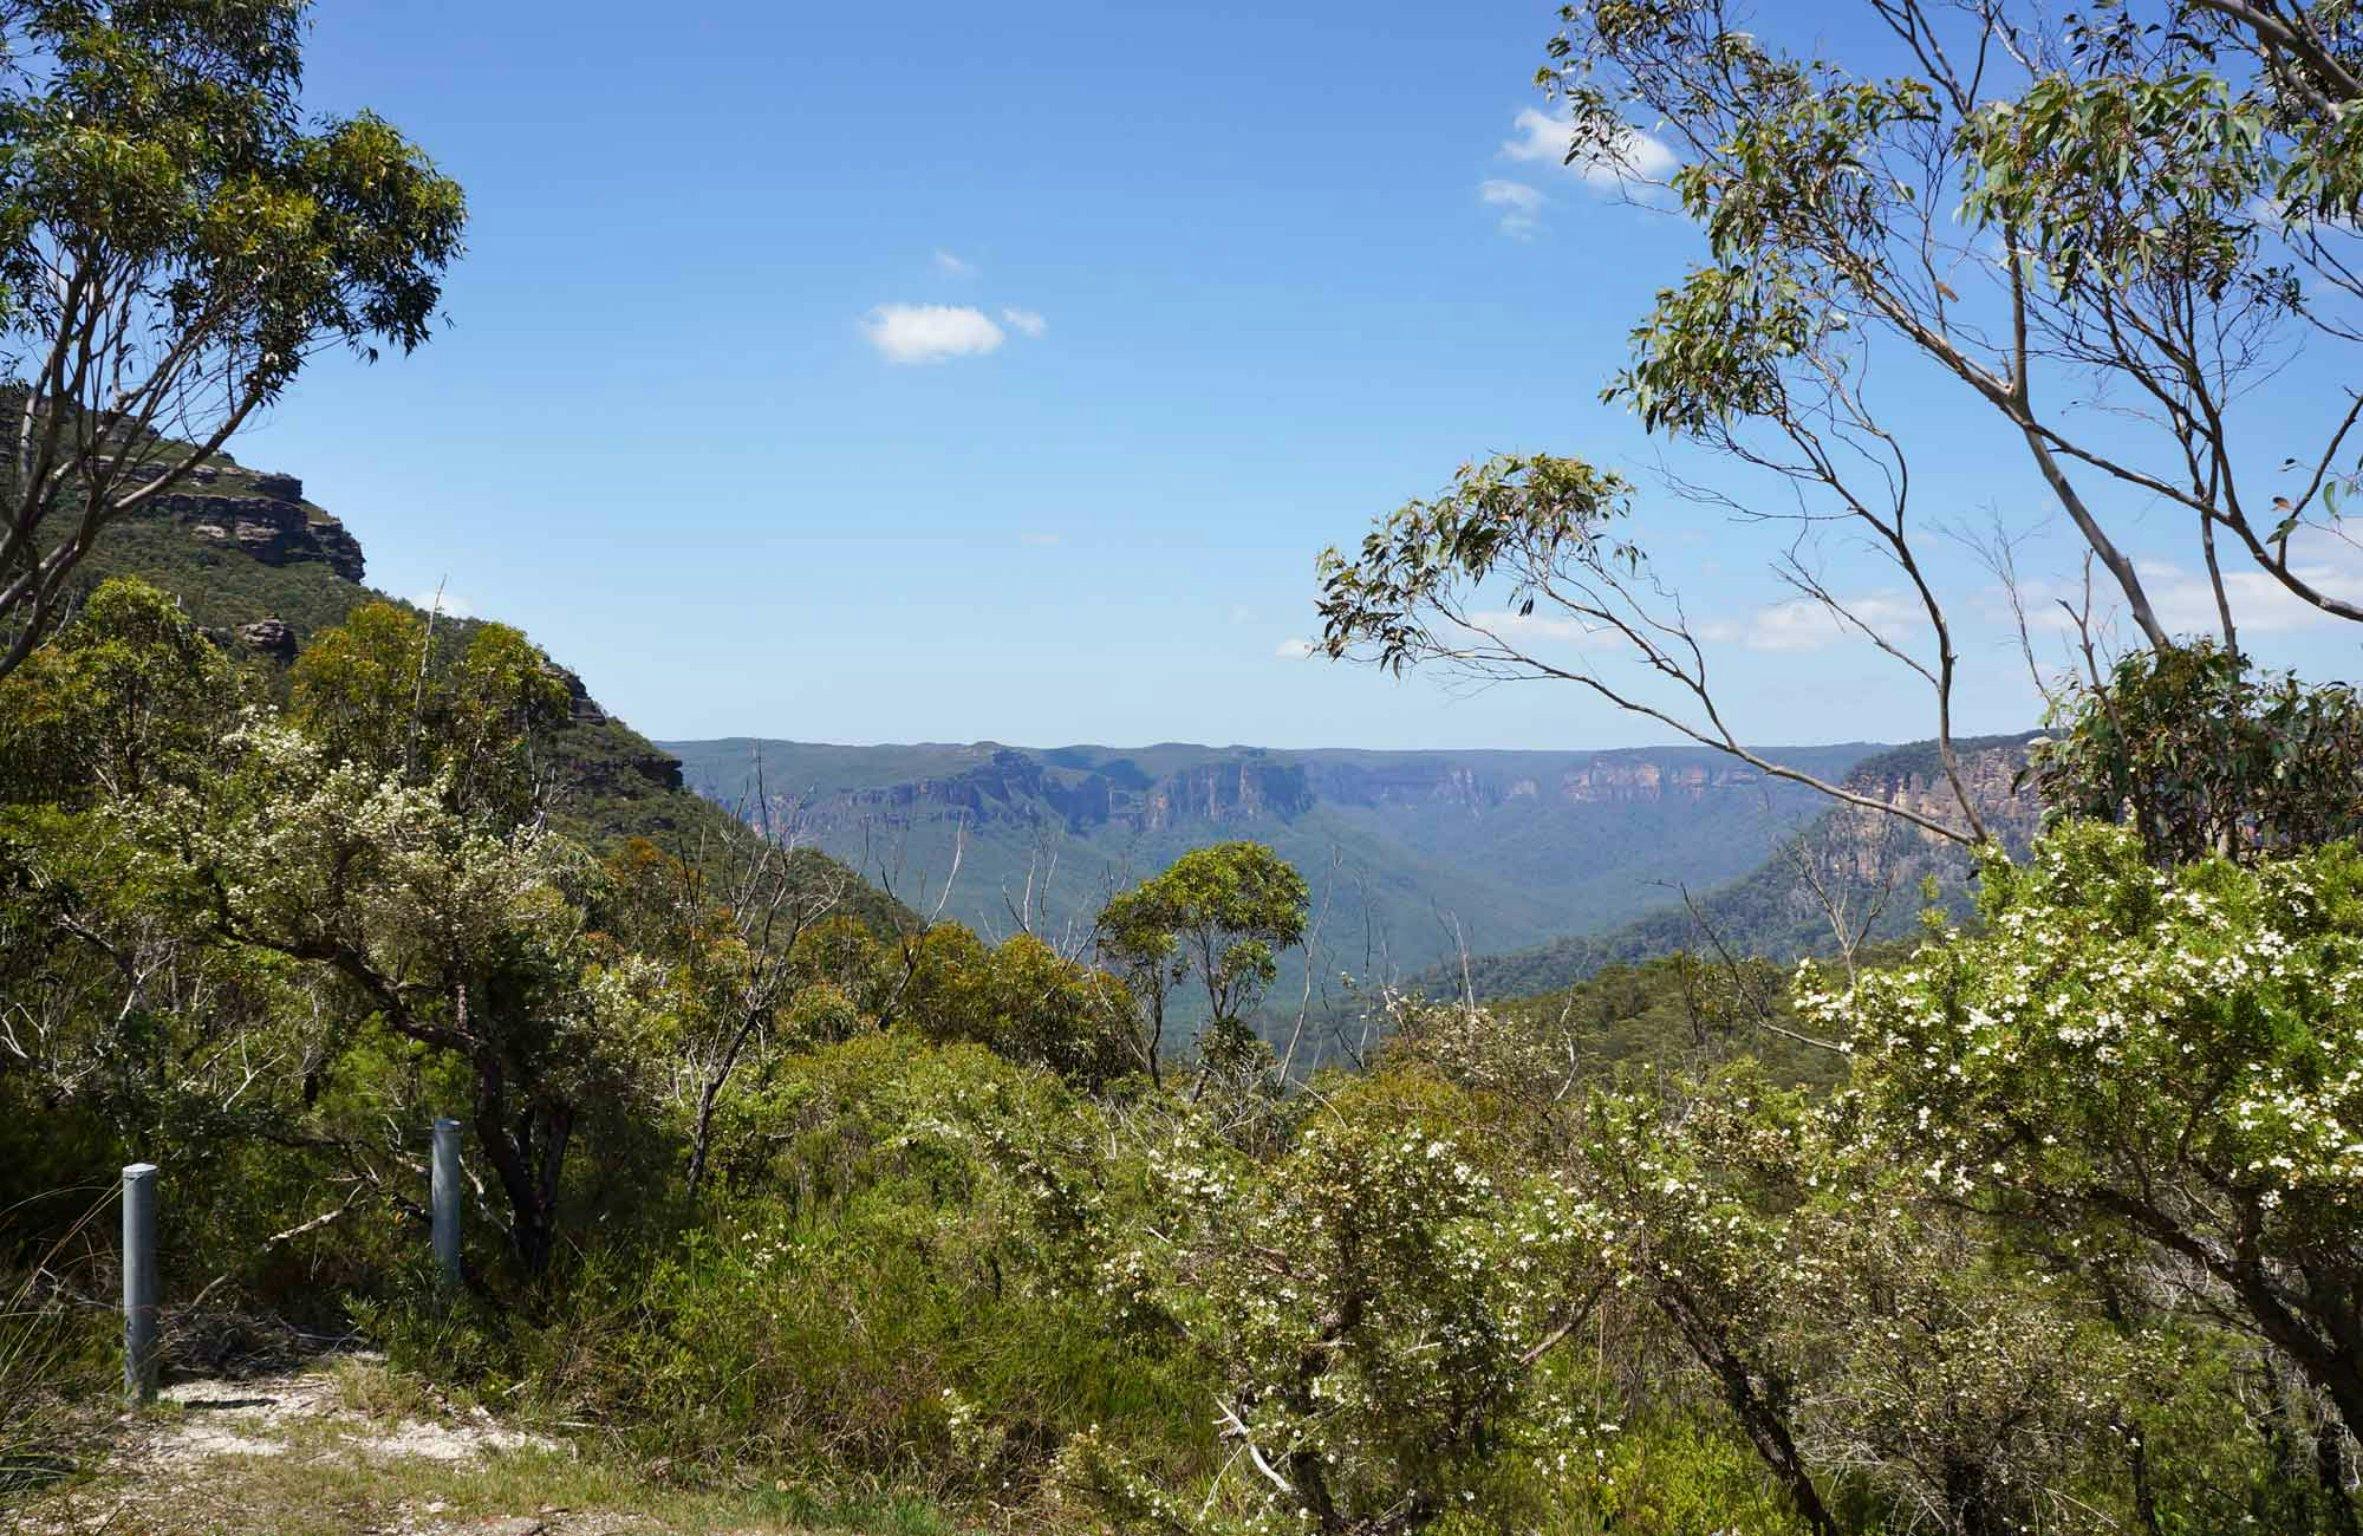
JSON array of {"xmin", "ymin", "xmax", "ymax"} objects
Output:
[{"xmin": 666, "ymin": 735, "xmax": 1883, "ymax": 984}]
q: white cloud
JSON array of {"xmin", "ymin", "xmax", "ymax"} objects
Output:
[
  {"xmin": 1275, "ymin": 637, "xmax": 1320, "ymax": 660},
  {"xmin": 934, "ymin": 249, "xmax": 975, "ymax": 277},
  {"xmin": 412, "ymin": 589, "xmax": 471, "ymax": 619},
  {"xmin": 1501, "ymin": 106, "xmax": 1572, "ymax": 164},
  {"xmin": 2019, "ymin": 557, "xmax": 2363, "ymax": 639},
  {"xmin": 1479, "ymin": 178, "xmax": 1546, "ymax": 237},
  {"xmin": 863, "ymin": 303, "xmax": 1006, "ymax": 364},
  {"xmin": 1715, "ymin": 595, "xmax": 1916, "ymax": 653},
  {"xmin": 1000, "ymin": 306, "xmax": 1048, "ymax": 338},
  {"xmin": 1501, "ymin": 106, "xmax": 1678, "ymax": 191}
]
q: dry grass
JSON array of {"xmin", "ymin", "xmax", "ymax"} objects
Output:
[{"xmin": 0, "ymin": 1186, "xmax": 117, "ymax": 1501}]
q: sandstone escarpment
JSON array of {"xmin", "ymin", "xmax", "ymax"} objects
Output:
[
  {"xmin": 1837, "ymin": 735, "xmax": 2039, "ymax": 847},
  {"xmin": 156, "ymin": 469, "xmax": 365, "ymax": 582}
]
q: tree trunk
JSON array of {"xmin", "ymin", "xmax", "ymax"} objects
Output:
[
  {"xmin": 1664, "ymin": 1299, "xmax": 1841, "ymax": 1536},
  {"xmin": 469, "ymin": 1053, "xmax": 569, "ymax": 1277}
]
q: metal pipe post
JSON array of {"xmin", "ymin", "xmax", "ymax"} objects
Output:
[
  {"xmin": 122, "ymin": 1162, "xmax": 158, "ymax": 1404},
  {"xmin": 430, "ymin": 1118, "xmax": 463, "ymax": 1285}
]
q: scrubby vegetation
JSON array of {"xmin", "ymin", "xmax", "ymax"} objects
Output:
[{"xmin": 8, "ymin": 581, "xmax": 2363, "ymax": 1536}]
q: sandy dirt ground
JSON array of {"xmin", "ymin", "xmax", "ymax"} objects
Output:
[{"xmin": 7, "ymin": 1358, "xmax": 674, "ymax": 1536}]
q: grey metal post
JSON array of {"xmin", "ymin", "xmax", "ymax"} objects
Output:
[
  {"xmin": 430, "ymin": 1118, "xmax": 463, "ymax": 1285},
  {"xmin": 121, "ymin": 1162, "xmax": 157, "ymax": 1404}
]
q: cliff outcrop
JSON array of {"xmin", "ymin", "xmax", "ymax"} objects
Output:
[{"xmin": 154, "ymin": 467, "xmax": 365, "ymax": 582}]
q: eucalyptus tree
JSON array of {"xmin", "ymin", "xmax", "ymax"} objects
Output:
[
  {"xmin": 1319, "ymin": 0, "xmax": 2363, "ymax": 840},
  {"xmin": 2031, "ymin": 641, "xmax": 2363, "ymax": 863},
  {"xmin": 1095, "ymin": 841, "xmax": 1309, "ymax": 1085},
  {"xmin": 0, "ymin": 0, "xmax": 465, "ymax": 674}
]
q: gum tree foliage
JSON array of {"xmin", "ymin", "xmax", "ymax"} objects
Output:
[
  {"xmin": 1096, "ymin": 841, "xmax": 1310, "ymax": 1085},
  {"xmin": 2029, "ymin": 641, "xmax": 2363, "ymax": 864},
  {"xmin": 0, "ymin": 570, "xmax": 237, "ymax": 803},
  {"xmin": 893, "ymin": 922, "xmax": 1139, "ymax": 1093},
  {"xmin": 0, "ymin": 0, "xmax": 465, "ymax": 673},
  {"xmin": 287, "ymin": 600, "xmax": 570, "ymax": 824},
  {"xmin": 1321, "ymin": 0, "xmax": 2363, "ymax": 842},
  {"xmin": 1827, "ymin": 823, "xmax": 2363, "ymax": 1445}
]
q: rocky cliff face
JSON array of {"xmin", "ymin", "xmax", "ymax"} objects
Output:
[
  {"xmin": 1788, "ymin": 735, "xmax": 2039, "ymax": 891},
  {"xmin": 155, "ymin": 468, "xmax": 365, "ymax": 582},
  {"xmin": 809, "ymin": 750, "xmax": 1317, "ymax": 837},
  {"xmin": 758, "ymin": 743, "xmax": 1872, "ymax": 846},
  {"xmin": 1297, "ymin": 754, "xmax": 1800, "ymax": 812},
  {"xmin": 1136, "ymin": 759, "xmax": 1313, "ymax": 830},
  {"xmin": 1837, "ymin": 736, "xmax": 2039, "ymax": 846}
]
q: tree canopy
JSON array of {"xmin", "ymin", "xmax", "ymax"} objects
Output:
[{"xmin": 0, "ymin": 0, "xmax": 464, "ymax": 674}]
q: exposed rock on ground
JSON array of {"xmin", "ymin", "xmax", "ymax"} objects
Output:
[{"xmin": 229, "ymin": 617, "xmax": 299, "ymax": 662}]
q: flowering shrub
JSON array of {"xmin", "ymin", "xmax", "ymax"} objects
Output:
[
  {"xmin": 1828, "ymin": 822, "xmax": 2363, "ymax": 1442},
  {"xmin": 1072, "ymin": 1073, "xmax": 1603, "ymax": 1536}
]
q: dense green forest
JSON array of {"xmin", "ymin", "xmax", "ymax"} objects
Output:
[{"xmin": 13, "ymin": 1, "xmax": 2363, "ymax": 1535}]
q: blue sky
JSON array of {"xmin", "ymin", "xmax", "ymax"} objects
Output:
[{"xmin": 232, "ymin": 0, "xmax": 2361, "ymax": 751}]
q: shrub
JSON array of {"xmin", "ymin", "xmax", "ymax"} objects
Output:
[
  {"xmin": 2030, "ymin": 643, "xmax": 2363, "ymax": 865},
  {"xmin": 1829, "ymin": 823, "xmax": 2363, "ymax": 1447}
]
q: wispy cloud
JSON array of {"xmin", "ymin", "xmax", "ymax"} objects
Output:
[
  {"xmin": 933, "ymin": 249, "xmax": 976, "ymax": 277},
  {"xmin": 1700, "ymin": 595, "xmax": 1917, "ymax": 653},
  {"xmin": 1000, "ymin": 306, "xmax": 1048, "ymax": 338},
  {"xmin": 412, "ymin": 589, "xmax": 472, "ymax": 619},
  {"xmin": 2008, "ymin": 557, "xmax": 2363, "ymax": 639},
  {"xmin": 863, "ymin": 303, "xmax": 1006, "ymax": 364},
  {"xmin": 2145, "ymin": 558, "xmax": 2363, "ymax": 635},
  {"xmin": 1479, "ymin": 178, "xmax": 1546, "ymax": 237},
  {"xmin": 1481, "ymin": 595, "xmax": 1915, "ymax": 654},
  {"xmin": 1501, "ymin": 106, "xmax": 1678, "ymax": 192},
  {"xmin": 1274, "ymin": 637, "xmax": 1320, "ymax": 660},
  {"xmin": 1019, "ymin": 530, "xmax": 1062, "ymax": 547}
]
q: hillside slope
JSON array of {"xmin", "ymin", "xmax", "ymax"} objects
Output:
[
  {"xmin": 62, "ymin": 450, "xmax": 905, "ymax": 930},
  {"xmin": 1433, "ymin": 734, "xmax": 2041, "ymax": 999}
]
